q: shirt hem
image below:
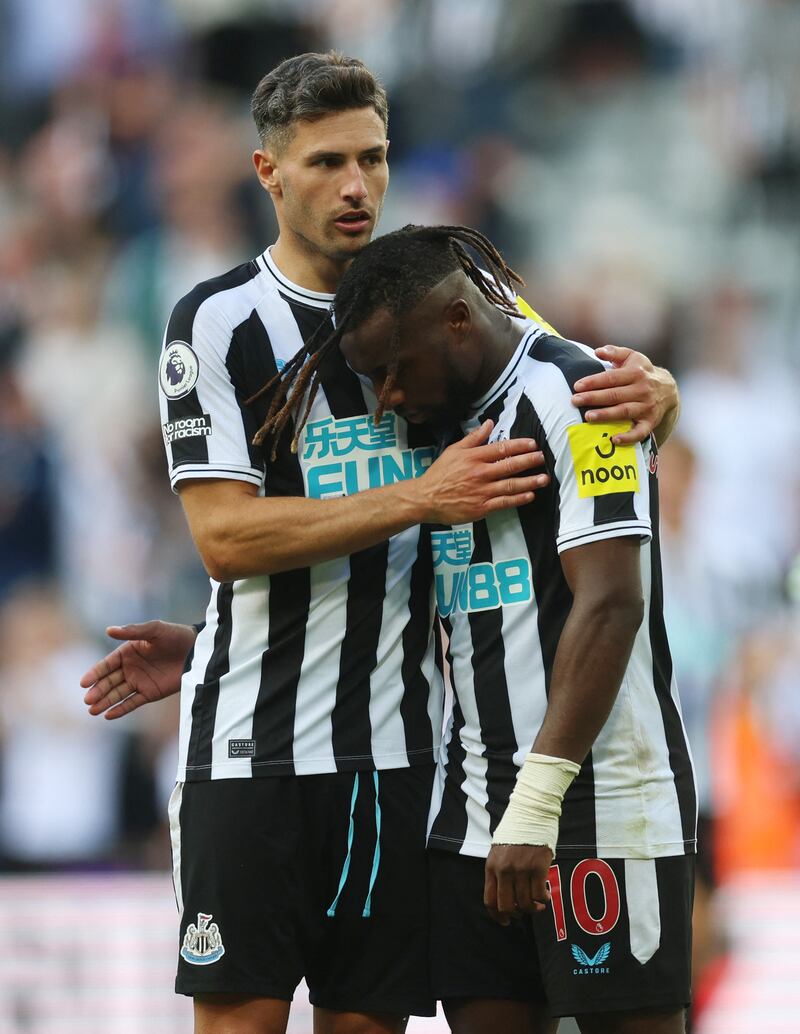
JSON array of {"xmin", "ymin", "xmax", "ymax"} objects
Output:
[
  {"xmin": 426, "ymin": 833, "xmax": 696, "ymax": 859},
  {"xmin": 178, "ymin": 747, "xmax": 439, "ymax": 781},
  {"xmin": 557, "ymin": 520, "xmax": 651, "ymax": 554},
  {"xmin": 170, "ymin": 465, "xmax": 264, "ymax": 493}
]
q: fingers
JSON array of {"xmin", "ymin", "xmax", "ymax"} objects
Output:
[
  {"xmin": 575, "ymin": 365, "xmax": 637, "ymax": 395},
  {"xmin": 457, "ymin": 419, "xmax": 494, "ymax": 448},
  {"xmin": 573, "ymin": 382, "xmax": 653, "ymax": 429},
  {"xmin": 467, "ymin": 438, "xmax": 550, "ymax": 488},
  {"xmin": 106, "ymin": 621, "xmax": 160, "ymax": 642},
  {"xmin": 482, "ymin": 479, "xmax": 546, "ymax": 514},
  {"xmin": 583, "ymin": 400, "xmax": 641, "ymax": 424},
  {"xmin": 484, "ymin": 869, "xmax": 511, "ymax": 927},
  {"xmin": 592, "ymin": 344, "xmax": 645, "ymax": 368},
  {"xmin": 462, "ymin": 428, "xmax": 543, "ymax": 467},
  {"xmin": 87, "ymin": 686, "xmax": 127, "ymax": 715},
  {"xmin": 473, "ymin": 435, "xmax": 539, "ymax": 462},
  {"xmin": 79, "ymin": 649, "xmax": 123, "ymax": 688},
  {"xmin": 490, "ymin": 450, "xmax": 547, "ymax": 481},
  {"xmin": 573, "ymin": 376, "xmax": 649, "ymax": 414},
  {"xmin": 494, "ymin": 869, "xmax": 547, "ymax": 923},
  {"xmin": 103, "ymin": 693, "xmax": 147, "ymax": 720},
  {"xmin": 83, "ymin": 624, "xmax": 160, "ymax": 689},
  {"xmin": 495, "ymin": 871, "xmax": 517, "ymax": 924},
  {"xmin": 84, "ymin": 669, "xmax": 129, "ymax": 711},
  {"xmin": 607, "ymin": 419, "xmax": 652, "ymax": 445},
  {"xmin": 593, "ymin": 344, "xmax": 654, "ymax": 375},
  {"xmin": 585, "ymin": 410, "xmax": 650, "ymax": 443},
  {"xmin": 79, "ymin": 666, "xmax": 103, "ymax": 689},
  {"xmin": 83, "ymin": 667, "xmax": 123, "ymax": 700}
]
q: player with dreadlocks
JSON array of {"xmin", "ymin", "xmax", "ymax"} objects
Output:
[
  {"xmin": 250, "ymin": 225, "xmax": 525, "ymax": 456},
  {"xmin": 333, "ymin": 225, "xmax": 695, "ymax": 1034},
  {"xmin": 79, "ymin": 51, "xmax": 683, "ymax": 1034}
]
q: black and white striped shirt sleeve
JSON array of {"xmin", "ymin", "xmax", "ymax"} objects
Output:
[
  {"xmin": 524, "ymin": 371, "xmax": 652, "ymax": 554},
  {"xmin": 159, "ymin": 293, "xmax": 265, "ymax": 493}
]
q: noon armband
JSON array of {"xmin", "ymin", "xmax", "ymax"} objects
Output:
[{"xmin": 491, "ymin": 753, "xmax": 581, "ymax": 854}]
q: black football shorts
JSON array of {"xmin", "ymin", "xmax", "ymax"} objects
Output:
[
  {"xmin": 170, "ymin": 766, "xmax": 436, "ymax": 1016},
  {"xmin": 429, "ymin": 848, "xmax": 693, "ymax": 1017}
]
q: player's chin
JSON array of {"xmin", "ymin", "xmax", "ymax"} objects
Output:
[
  {"xmin": 327, "ymin": 237, "xmax": 372, "ymax": 262},
  {"xmin": 333, "ymin": 222, "xmax": 374, "ymax": 244},
  {"xmin": 339, "ymin": 232, "xmax": 373, "ymax": 254}
]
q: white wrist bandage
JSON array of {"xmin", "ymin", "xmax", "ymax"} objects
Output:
[{"xmin": 492, "ymin": 753, "xmax": 581, "ymax": 854}]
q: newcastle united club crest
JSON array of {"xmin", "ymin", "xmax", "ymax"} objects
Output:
[{"xmin": 181, "ymin": 913, "xmax": 225, "ymax": 965}]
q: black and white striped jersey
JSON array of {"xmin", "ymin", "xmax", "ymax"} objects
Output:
[
  {"xmin": 427, "ymin": 324, "xmax": 697, "ymax": 860},
  {"xmin": 158, "ymin": 249, "xmax": 443, "ymax": 781}
]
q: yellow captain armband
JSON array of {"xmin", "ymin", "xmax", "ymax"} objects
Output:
[{"xmin": 516, "ymin": 295, "xmax": 561, "ymax": 337}]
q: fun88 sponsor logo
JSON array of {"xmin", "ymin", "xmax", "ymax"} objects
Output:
[
  {"xmin": 300, "ymin": 413, "xmax": 435, "ymax": 499},
  {"xmin": 432, "ymin": 529, "xmax": 532, "ymax": 616}
]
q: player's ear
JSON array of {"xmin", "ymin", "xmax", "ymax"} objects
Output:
[
  {"xmin": 253, "ymin": 148, "xmax": 282, "ymax": 197},
  {"xmin": 447, "ymin": 298, "xmax": 472, "ymax": 341}
]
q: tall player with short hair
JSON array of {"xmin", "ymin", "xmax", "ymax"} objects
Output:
[
  {"xmin": 303, "ymin": 224, "xmax": 695, "ymax": 1034},
  {"xmin": 81, "ymin": 54, "xmax": 681, "ymax": 1034},
  {"xmin": 97, "ymin": 53, "xmax": 551, "ymax": 1034},
  {"xmin": 160, "ymin": 54, "xmax": 557, "ymax": 1034}
]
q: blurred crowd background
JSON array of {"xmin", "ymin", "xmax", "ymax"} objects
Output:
[{"xmin": 1, "ymin": 0, "xmax": 799, "ymax": 1026}]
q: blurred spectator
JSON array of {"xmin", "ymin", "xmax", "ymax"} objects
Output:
[
  {"xmin": 13, "ymin": 251, "xmax": 159, "ymax": 629},
  {"xmin": 658, "ymin": 437, "xmax": 732, "ymax": 822},
  {"xmin": 0, "ymin": 335, "xmax": 55, "ymax": 602},
  {"xmin": 711, "ymin": 617, "xmax": 800, "ymax": 881},
  {"xmin": 678, "ymin": 283, "xmax": 800, "ymax": 623},
  {"xmin": 0, "ymin": 583, "xmax": 125, "ymax": 868},
  {"xmin": 658, "ymin": 436, "xmax": 731, "ymax": 1015},
  {"xmin": 103, "ymin": 92, "xmax": 253, "ymax": 352}
]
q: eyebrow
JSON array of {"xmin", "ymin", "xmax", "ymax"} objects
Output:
[{"xmin": 306, "ymin": 145, "xmax": 386, "ymax": 162}]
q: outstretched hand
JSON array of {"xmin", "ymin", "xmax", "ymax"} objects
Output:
[
  {"xmin": 417, "ymin": 420, "xmax": 549, "ymax": 525},
  {"xmin": 571, "ymin": 345, "xmax": 679, "ymax": 446},
  {"xmin": 80, "ymin": 620, "xmax": 197, "ymax": 720}
]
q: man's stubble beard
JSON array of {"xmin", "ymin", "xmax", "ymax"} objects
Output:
[{"xmin": 283, "ymin": 186, "xmax": 384, "ymax": 267}]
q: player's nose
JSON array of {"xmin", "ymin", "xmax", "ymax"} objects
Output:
[{"xmin": 342, "ymin": 163, "xmax": 368, "ymax": 202}]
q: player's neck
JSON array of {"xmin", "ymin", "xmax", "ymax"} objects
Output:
[
  {"xmin": 270, "ymin": 236, "xmax": 350, "ymax": 295},
  {"xmin": 470, "ymin": 308, "xmax": 526, "ymax": 402}
]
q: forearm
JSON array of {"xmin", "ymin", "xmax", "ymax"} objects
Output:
[
  {"xmin": 182, "ymin": 422, "xmax": 546, "ymax": 580},
  {"xmin": 532, "ymin": 591, "xmax": 643, "ymax": 763},
  {"xmin": 197, "ymin": 480, "xmax": 425, "ymax": 580}
]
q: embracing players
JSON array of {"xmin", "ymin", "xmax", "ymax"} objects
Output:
[{"xmin": 82, "ymin": 53, "xmax": 684, "ymax": 1034}]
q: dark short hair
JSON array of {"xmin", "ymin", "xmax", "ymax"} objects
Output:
[{"xmin": 251, "ymin": 51, "xmax": 388, "ymax": 151}]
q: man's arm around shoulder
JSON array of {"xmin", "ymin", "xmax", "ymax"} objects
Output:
[{"xmin": 179, "ymin": 421, "xmax": 549, "ymax": 580}]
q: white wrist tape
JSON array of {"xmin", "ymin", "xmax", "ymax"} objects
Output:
[{"xmin": 492, "ymin": 753, "xmax": 581, "ymax": 854}]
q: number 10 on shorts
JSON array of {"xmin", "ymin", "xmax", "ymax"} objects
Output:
[{"xmin": 547, "ymin": 860, "xmax": 621, "ymax": 940}]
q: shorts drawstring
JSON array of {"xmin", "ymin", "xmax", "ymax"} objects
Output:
[
  {"xmin": 326, "ymin": 773, "xmax": 360, "ymax": 917},
  {"xmin": 362, "ymin": 771, "xmax": 381, "ymax": 918},
  {"xmin": 326, "ymin": 771, "xmax": 382, "ymax": 919}
]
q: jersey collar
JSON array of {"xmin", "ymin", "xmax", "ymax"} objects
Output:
[{"xmin": 257, "ymin": 247, "xmax": 335, "ymax": 310}]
